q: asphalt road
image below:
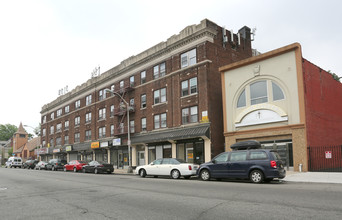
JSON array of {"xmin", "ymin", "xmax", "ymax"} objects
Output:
[{"xmin": 0, "ymin": 168, "xmax": 342, "ymax": 220}]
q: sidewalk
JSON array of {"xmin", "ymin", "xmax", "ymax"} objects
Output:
[{"xmin": 284, "ymin": 171, "xmax": 342, "ymax": 184}]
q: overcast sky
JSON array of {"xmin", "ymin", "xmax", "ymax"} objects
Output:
[{"xmin": 0, "ymin": 0, "xmax": 341, "ymax": 134}]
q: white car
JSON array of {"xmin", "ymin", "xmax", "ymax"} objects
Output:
[
  {"xmin": 35, "ymin": 161, "xmax": 48, "ymax": 170},
  {"xmin": 5, "ymin": 157, "xmax": 22, "ymax": 168},
  {"xmin": 135, "ymin": 158, "xmax": 198, "ymax": 179}
]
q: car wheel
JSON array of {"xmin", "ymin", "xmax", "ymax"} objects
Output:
[
  {"xmin": 139, "ymin": 169, "xmax": 146, "ymax": 177},
  {"xmin": 250, "ymin": 170, "xmax": 264, "ymax": 183},
  {"xmin": 73, "ymin": 167, "xmax": 77, "ymax": 172},
  {"xmin": 171, "ymin": 169, "xmax": 180, "ymax": 179},
  {"xmin": 200, "ymin": 169, "xmax": 211, "ymax": 181},
  {"xmin": 94, "ymin": 168, "xmax": 98, "ymax": 174}
]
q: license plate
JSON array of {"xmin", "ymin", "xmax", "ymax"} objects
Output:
[{"xmin": 107, "ymin": 169, "xmax": 110, "ymax": 171}]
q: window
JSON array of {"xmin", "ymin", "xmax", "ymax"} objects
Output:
[
  {"xmin": 119, "ymin": 123, "xmax": 124, "ymax": 133},
  {"xmin": 250, "ymin": 151, "xmax": 268, "ymax": 160},
  {"xmin": 50, "ymin": 139, "xmax": 54, "ymax": 148},
  {"xmin": 141, "ymin": 117, "xmax": 147, "ymax": 131},
  {"xmin": 99, "ymin": 127, "xmax": 106, "ymax": 139},
  {"xmin": 42, "ymin": 116, "xmax": 46, "ymax": 124},
  {"xmin": 65, "ymin": 120, "xmax": 69, "ymax": 130},
  {"xmin": 250, "ymin": 81, "xmax": 268, "ymax": 105},
  {"xmin": 85, "ymin": 130, "xmax": 92, "ymax": 141},
  {"xmin": 141, "ymin": 71, "xmax": 146, "ymax": 84},
  {"xmin": 56, "ymin": 137, "xmax": 61, "ymax": 146},
  {"xmin": 110, "ymin": 85, "xmax": 115, "ymax": 94},
  {"xmin": 272, "ymin": 82, "xmax": 285, "ymax": 101},
  {"xmin": 237, "ymin": 89, "xmax": 246, "ymax": 108},
  {"xmin": 154, "ymin": 88, "xmax": 166, "ymax": 104},
  {"xmin": 154, "ymin": 113, "xmax": 167, "ymax": 129},
  {"xmin": 130, "ymin": 98, "xmax": 134, "ymax": 107},
  {"xmin": 74, "ymin": 133, "xmax": 80, "ymax": 143},
  {"xmin": 64, "ymin": 135, "xmax": 69, "ymax": 145},
  {"xmin": 86, "ymin": 94, "xmax": 92, "ymax": 106},
  {"xmin": 213, "ymin": 152, "xmax": 229, "ymax": 163},
  {"xmin": 130, "ymin": 76, "xmax": 134, "ymax": 86},
  {"xmin": 141, "ymin": 94, "xmax": 146, "ymax": 108},
  {"xmin": 75, "ymin": 100, "xmax": 81, "ymax": 109},
  {"xmin": 56, "ymin": 123, "xmax": 62, "ymax": 133},
  {"xmin": 99, "ymin": 108, "xmax": 106, "ymax": 120},
  {"xmin": 120, "ymin": 80, "xmax": 124, "ymax": 88},
  {"xmin": 181, "ymin": 77, "xmax": 197, "ymax": 96},
  {"xmin": 130, "ymin": 120, "xmax": 135, "ymax": 133},
  {"xmin": 50, "ymin": 126, "xmax": 54, "ymax": 134},
  {"xmin": 182, "ymin": 106, "xmax": 198, "ymax": 124},
  {"xmin": 181, "ymin": 48, "xmax": 196, "ymax": 68},
  {"xmin": 237, "ymin": 80, "xmax": 285, "ymax": 108},
  {"xmin": 65, "ymin": 105, "xmax": 69, "ymax": 113},
  {"xmin": 230, "ymin": 152, "xmax": 247, "ymax": 162},
  {"xmin": 110, "ymin": 105, "xmax": 114, "ymax": 117},
  {"xmin": 98, "ymin": 90, "xmax": 106, "ymax": 101},
  {"xmin": 57, "ymin": 109, "xmax": 62, "ymax": 117},
  {"xmin": 111, "ymin": 125, "xmax": 115, "ymax": 136},
  {"xmin": 50, "ymin": 112, "xmax": 54, "ymax": 120},
  {"xmin": 86, "ymin": 112, "xmax": 91, "ymax": 123},
  {"xmin": 42, "ymin": 128, "xmax": 46, "ymax": 137},
  {"xmin": 75, "ymin": 116, "xmax": 80, "ymax": 126},
  {"xmin": 153, "ymin": 62, "xmax": 166, "ymax": 79}
]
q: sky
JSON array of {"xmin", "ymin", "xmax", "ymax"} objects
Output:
[{"xmin": 0, "ymin": 0, "xmax": 341, "ymax": 135}]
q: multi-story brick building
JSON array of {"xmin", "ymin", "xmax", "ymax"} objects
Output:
[{"xmin": 40, "ymin": 19, "xmax": 252, "ymax": 169}]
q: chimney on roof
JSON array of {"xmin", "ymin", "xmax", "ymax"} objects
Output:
[{"xmin": 238, "ymin": 26, "xmax": 251, "ymax": 40}]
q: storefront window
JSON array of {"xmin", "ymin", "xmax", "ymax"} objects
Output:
[
  {"xmin": 148, "ymin": 147, "xmax": 156, "ymax": 163},
  {"xmin": 177, "ymin": 140, "xmax": 204, "ymax": 164}
]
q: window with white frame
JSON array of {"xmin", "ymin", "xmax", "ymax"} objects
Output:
[
  {"xmin": 50, "ymin": 139, "xmax": 54, "ymax": 148},
  {"xmin": 153, "ymin": 62, "xmax": 166, "ymax": 79},
  {"xmin": 57, "ymin": 109, "xmax": 62, "ymax": 117},
  {"xmin": 141, "ymin": 117, "xmax": 146, "ymax": 131},
  {"xmin": 64, "ymin": 135, "xmax": 69, "ymax": 145},
  {"xmin": 74, "ymin": 133, "xmax": 80, "ymax": 143},
  {"xmin": 50, "ymin": 112, "xmax": 54, "ymax": 120},
  {"xmin": 130, "ymin": 120, "xmax": 135, "ymax": 133},
  {"xmin": 181, "ymin": 77, "xmax": 197, "ymax": 96},
  {"xmin": 111, "ymin": 125, "xmax": 115, "ymax": 136},
  {"xmin": 65, "ymin": 105, "xmax": 69, "ymax": 113},
  {"xmin": 75, "ymin": 116, "xmax": 80, "ymax": 126},
  {"xmin": 99, "ymin": 89, "xmax": 106, "ymax": 101},
  {"xmin": 236, "ymin": 80, "xmax": 285, "ymax": 108},
  {"xmin": 154, "ymin": 113, "xmax": 167, "ymax": 129},
  {"xmin": 99, "ymin": 127, "xmax": 106, "ymax": 139},
  {"xmin": 141, "ymin": 71, "xmax": 146, "ymax": 84},
  {"xmin": 56, "ymin": 123, "xmax": 62, "ymax": 133},
  {"xmin": 65, "ymin": 120, "xmax": 69, "ymax": 130},
  {"xmin": 141, "ymin": 94, "xmax": 146, "ymax": 108},
  {"xmin": 85, "ymin": 130, "xmax": 91, "ymax": 141},
  {"xmin": 75, "ymin": 100, "xmax": 80, "ymax": 109},
  {"xmin": 50, "ymin": 125, "xmax": 54, "ymax": 134},
  {"xmin": 86, "ymin": 94, "xmax": 92, "ymax": 106},
  {"xmin": 130, "ymin": 76, "xmax": 135, "ymax": 87},
  {"xmin": 154, "ymin": 88, "xmax": 166, "ymax": 104},
  {"xmin": 56, "ymin": 137, "xmax": 61, "ymax": 146},
  {"xmin": 181, "ymin": 48, "xmax": 196, "ymax": 68},
  {"xmin": 86, "ymin": 112, "xmax": 91, "ymax": 123},
  {"xmin": 182, "ymin": 106, "xmax": 198, "ymax": 124},
  {"xmin": 110, "ymin": 105, "xmax": 114, "ymax": 117},
  {"xmin": 120, "ymin": 80, "xmax": 124, "ymax": 88},
  {"xmin": 99, "ymin": 108, "xmax": 106, "ymax": 120},
  {"xmin": 42, "ymin": 116, "xmax": 46, "ymax": 124},
  {"xmin": 42, "ymin": 128, "xmax": 46, "ymax": 137}
]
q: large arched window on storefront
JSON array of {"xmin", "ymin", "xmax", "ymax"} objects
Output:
[{"xmin": 237, "ymin": 80, "xmax": 285, "ymax": 108}]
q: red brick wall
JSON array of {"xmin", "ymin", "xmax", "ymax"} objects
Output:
[{"xmin": 304, "ymin": 59, "xmax": 342, "ymax": 146}]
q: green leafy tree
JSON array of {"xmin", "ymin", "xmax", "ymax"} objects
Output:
[
  {"xmin": 0, "ymin": 124, "xmax": 17, "ymax": 141},
  {"xmin": 8, "ymin": 148, "xmax": 13, "ymax": 156},
  {"xmin": 328, "ymin": 70, "xmax": 341, "ymax": 82}
]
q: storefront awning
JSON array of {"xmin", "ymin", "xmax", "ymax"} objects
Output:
[{"xmin": 131, "ymin": 123, "xmax": 210, "ymax": 144}]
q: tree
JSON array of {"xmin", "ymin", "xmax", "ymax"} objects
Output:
[
  {"xmin": 8, "ymin": 148, "xmax": 13, "ymax": 156},
  {"xmin": 0, "ymin": 124, "xmax": 17, "ymax": 141},
  {"xmin": 328, "ymin": 70, "xmax": 341, "ymax": 82}
]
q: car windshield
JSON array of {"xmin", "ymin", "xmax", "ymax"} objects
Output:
[{"xmin": 79, "ymin": 161, "xmax": 87, "ymax": 164}]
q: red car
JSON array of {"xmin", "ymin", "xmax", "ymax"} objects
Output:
[{"xmin": 63, "ymin": 160, "xmax": 88, "ymax": 172}]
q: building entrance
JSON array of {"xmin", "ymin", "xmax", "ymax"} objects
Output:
[{"xmin": 260, "ymin": 139, "xmax": 293, "ymax": 170}]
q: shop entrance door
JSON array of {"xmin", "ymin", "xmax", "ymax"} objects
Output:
[
  {"xmin": 118, "ymin": 150, "xmax": 124, "ymax": 169},
  {"xmin": 138, "ymin": 151, "xmax": 145, "ymax": 166}
]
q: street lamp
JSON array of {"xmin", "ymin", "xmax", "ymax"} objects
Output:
[
  {"xmin": 104, "ymin": 89, "xmax": 133, "ymax": 173},
  {"xmin": 24, "ymin": 125, "xmax": 41, "ymax": 161}
]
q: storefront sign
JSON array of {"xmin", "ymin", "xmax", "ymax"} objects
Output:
[
  {"xmin": 100, "ymin": 142, "xmax": 109, "ymax": 148},
  {"xmin": 325, "ymin": 151, "xmax": 332, "ymax": 159},
  {"xmin": 91, "ymin": 142, "xmax": 100, "ymax": 149},
  {"xmin": 113, "ymin": 138, "xmax": 121, "ymax": 146},
  {"xmin": 53, "ymin": 149, "xmax": 61, "ymax": 153},
  {"xmin": 188, "ymin": 153, "xmax": 194, "ymax": 159},
  {"xmin": 65, "ymin": 146, "xmax": 73, "ymax": 152},
  {"xmin": 38, "ymin": 148, "xmax": 49, "ymax": 154}
]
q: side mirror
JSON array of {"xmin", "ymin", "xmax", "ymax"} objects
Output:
[
  {"xmin": 150, "ymin": 162, "xmax": 154, "ymax": 166},
  {"xmin": 211, "ymin": 160, "xmax": 216, "ymax": 164}
]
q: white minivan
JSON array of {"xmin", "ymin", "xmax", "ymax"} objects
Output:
[{"xmin": 5, "ymin": 157, "xmax": 22, "ymax": 168}]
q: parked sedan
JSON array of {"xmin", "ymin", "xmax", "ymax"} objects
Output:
[
  {"xmin": 23, "ymin": 159, "xmax": 38, "ymax": 169},
  {"xmin": 46, "ymin": 159, "xmax": 67, "ymax": 171},
  {"xmin": 135, "ymin": 158, "xmax": 198, "ymax": 179},
  {"xmin": 35, "ymin": 161, "xmax": 48, "ymax": 170},
  {"xmin": 82, "ymin": 161, "xmax": 114, "ymax": 174},
  {"xmin": 64, "ymin": 160, "xmax": 88, "ymax": 172}
]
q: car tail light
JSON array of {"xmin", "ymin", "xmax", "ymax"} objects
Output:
[
  {"xmin": 188, "ymin": 165, "xmax": 192, "ymax": 170},
  {"xmin": 270, "ymin": 160, "xmax": 277, "ymax": 168}
]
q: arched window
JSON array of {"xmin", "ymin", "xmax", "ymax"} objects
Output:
[
  {"xmin": 272, "ymin": 82, "xmax": 284, "ymax": 101},
  {"xmin": 237, "ymin": 89, "xmax": 246, "ymax": 108},
  {"xmin": 250, "ymin": 80, "xmax": 268, "ymax": 105}
]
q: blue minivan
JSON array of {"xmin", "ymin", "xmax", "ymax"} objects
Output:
[{"xmin": 196, "ymin": 141, "xmax": 286, "ymax": 183}]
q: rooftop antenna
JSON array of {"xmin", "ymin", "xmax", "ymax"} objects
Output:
[{"xmin": 251, "ymin": 27, "xmax": 257, "ymax": 41}]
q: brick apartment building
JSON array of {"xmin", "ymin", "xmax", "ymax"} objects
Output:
[
  {"xmin": 220, "ymin": 43, "xmax": 342, "ymax": 172},
  {"xmin": 40, "ymin": 19, "xmax": 252, "ymax": 169}
]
